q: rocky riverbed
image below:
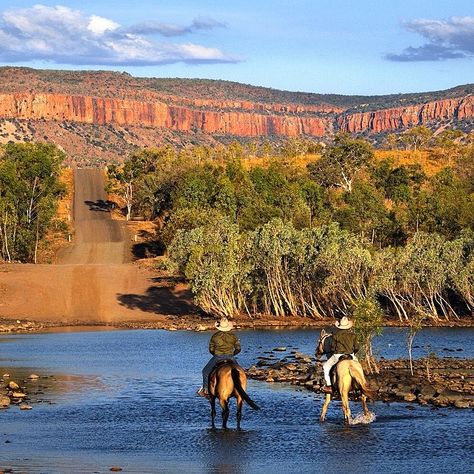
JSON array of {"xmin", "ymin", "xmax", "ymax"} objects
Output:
[
  {"xmin": 247, "ymin": 349, "xmax": 474, "ymax": 409},
  {"xmin": 0, "ymin": 373, "xmax": 41, "ymax": 410}
]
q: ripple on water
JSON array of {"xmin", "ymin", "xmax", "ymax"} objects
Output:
[{"xmin": 0, "ymin": 328, "xmax": 473, "ymax": 474}]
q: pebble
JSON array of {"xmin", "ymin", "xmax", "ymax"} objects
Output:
[
  {"xmin": 454, "ymin": 400, "xmax": 470, "ymax": 409},
  {"xmin": 110, "ymin": 467, "xmax": 123, "ymax": 472},
  {"xmin": 0, "ymin": 396, "xmax": 11, "ymax": 408},
  {"xmin": 19, "ymin": 403, "xmax": 32, "ymax": 410}
]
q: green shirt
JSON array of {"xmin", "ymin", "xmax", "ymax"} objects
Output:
[
  {"xmin": 330, "ymin": 328, "xmax": 359, "ymax": 355},
  {"xmin": 209, "ymin": 331, "xmax": 241, "ymax": 356}
]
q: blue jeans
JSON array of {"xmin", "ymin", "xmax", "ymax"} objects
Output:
[{"xmin": 202, "ymin": 354, "xmax": 236, "ymax": 389}]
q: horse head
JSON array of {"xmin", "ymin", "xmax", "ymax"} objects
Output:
[{"xmin": 315, "ymin": 329, "xmax": 333, "ymax": 360}]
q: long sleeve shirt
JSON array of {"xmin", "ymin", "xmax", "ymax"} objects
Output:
[
  {"xmin": 209, "ymin": 331, "xmax": 241, "ymax": 356},
  {"xmin": 330, "ymin": 328, "xmax": 359, "ymax": 355}
]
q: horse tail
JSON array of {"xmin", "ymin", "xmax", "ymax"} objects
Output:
[
  {"xmin": 349, "ymin": 364, "xmax": 376, "ymax": 401},
  {"xmin": 231, "ymin": 368, "xmax": 260, "ymax": 410}
]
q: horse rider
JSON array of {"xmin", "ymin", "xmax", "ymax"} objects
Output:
[
  {"xmin": 197, "ymin": 317, "xmax": 241, "ymax": 399},
  {"xmin": 322, "ymin": 316, "xmax": 359, "ymax": 394}
]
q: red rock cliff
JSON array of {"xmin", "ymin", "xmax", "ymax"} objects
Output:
[
  {"xmin": 0, "ymin": 93, "xmax": 330, "ymax": 137},
  {"xmin": 338, "ymin": 96, "xmax": 474, "ymax": 133}
]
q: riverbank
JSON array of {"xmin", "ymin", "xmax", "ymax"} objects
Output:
[
  {"xmin": 1, "ymin": 313, "xmax": 474, "ymax": 334},
  {"xmin": 248, "ymin": 350, "xmax": 474, "ymax": 409},
  {"xmin": 1, "ymin": 314, "xmax": 474, "ymax": 334}
]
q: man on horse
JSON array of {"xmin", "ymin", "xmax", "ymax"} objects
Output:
[
  {"xmin": 197, "ymin": 317, "xmax": 241, "ymax": 399},
  {"xmin": 322, "ymin": 316, "xmax": 359, "ymax": 394}
]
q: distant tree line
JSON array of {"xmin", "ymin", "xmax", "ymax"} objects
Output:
[
  {"xmin": 0, "ymin": 142, "xmax": 65, "ymax": 262},
  {"xmin": 108, "ymin": 132, "xmax": 474, "ymax": 322}
]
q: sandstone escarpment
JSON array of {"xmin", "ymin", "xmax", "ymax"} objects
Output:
[
  {"xmin": 0, "ymin": 67, "xmax": 473, "ymax": 164},
  {"xmin": 338, "ymin": 96, "xmax": 474, "ymax": 133},
  {"xmin": 0, "ymin": 93, "xmax": 331, "ymax": 138}
]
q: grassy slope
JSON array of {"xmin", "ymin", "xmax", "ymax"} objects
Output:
[{"xmin": 0, "ymin": 66, "xmax": 472, "ymax": 112}]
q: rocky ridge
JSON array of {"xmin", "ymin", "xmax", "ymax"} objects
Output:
[{"xmin": 0, "ymin": 67, "xmax": 472, "ymax": 162}]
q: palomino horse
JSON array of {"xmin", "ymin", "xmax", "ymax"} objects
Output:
[
  {"xmin": 208, "ymin": 361, "xmax": 259, "ymax": 429},
  {"xmin": 316, "ymin": 329, "xmax": 374, "ymax": 424}
]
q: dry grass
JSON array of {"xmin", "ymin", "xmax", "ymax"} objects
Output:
[
  {"xmin": 374, "ymin": 150, "xmax": 445, "ymax": 176},
  {"xmin": 239, "ymin": 149, "xmax": 447, "ymax": 176},
  {"xmin": 37, "ymin": 167, "xmax": 74, "ymax": 263}
]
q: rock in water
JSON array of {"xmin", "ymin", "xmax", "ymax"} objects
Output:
[
  {"xmin": 12, "ymin": 392, "xmax": 26, "ymax": 398},
  {"xmin": 0, "ymin": 396, "xmax": 11, "ymax": 408},
  {"xmin": 8, "ymin": 381, "xmax": 19, "ymax": 390}
]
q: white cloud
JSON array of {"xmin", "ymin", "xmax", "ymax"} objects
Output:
[
  {"xmin": 386, "ymin": 16, "xmax": 474, "ymax": 62},
  {"xmin": 0, "ymin": 4, "xmax": 238, "ymax": 65},
  {"xmin": 87, "ymin": 15, "xmax": 119, "ymax": 36}
]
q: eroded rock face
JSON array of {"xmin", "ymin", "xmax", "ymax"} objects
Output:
[
  {"xmin": 1, "ymin": 92, "xmax": 472, "ymax": 138},
  {"xmin": 338, "ymin": 96, "xmax": 474, "ymax": 133},
  {"xmin": 0, "ymin": 93, "xmax": 330, "ymax": 137}
]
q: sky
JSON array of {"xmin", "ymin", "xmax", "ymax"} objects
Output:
[{"xmin": 0, "ymin": 0, "xmax": 472, "ymax": 96}]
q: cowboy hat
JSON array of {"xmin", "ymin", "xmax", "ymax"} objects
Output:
[
  {"xmin": 215, "ymin": 317, "xmax": 234, "ymax": 332},
  {"xmin": 335, "ymin": 316, "xmax": 353, "ymax": 330}
]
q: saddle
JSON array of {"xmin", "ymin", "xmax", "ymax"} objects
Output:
[
  {"xmin": 212, "ymin": 359, "xmax": 235, "ymax": 372},
  {"xmin": 209, "ymin": 359, "xmax": 236, "ymax": 385}
]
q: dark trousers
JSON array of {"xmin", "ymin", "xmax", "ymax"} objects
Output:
[{"xmin": 202, "ymin": 354, "xmax": 236, "ymax": 389}]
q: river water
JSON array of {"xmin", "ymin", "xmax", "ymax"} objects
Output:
[{"xmin": 0, "ymin": 328, "xmax": 473, "ymax": 474}]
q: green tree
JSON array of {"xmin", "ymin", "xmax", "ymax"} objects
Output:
[
  {"xmin": 169, "ymin": 216, "xmax": 252, "ymax": 317},
  {"xmin": 0, "ymin": 142, "xmax": 65, "ymax": 262},
  {"xmin": 401, "ymin": 126, "xmax": 432, "ymax": 151},
  {"xmin": 352, "ymin": 296, "xmax": 383, "ymax": 374},
  {"xmin": 308, "ymin": 134, "xmax": 373, "ymax": 192}
]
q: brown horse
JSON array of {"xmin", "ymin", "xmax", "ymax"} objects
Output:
[
  {"xmin": 316, "ymin": 329, "xmax": 375, "ymax": 424},
  {"xmin": 208, "ymin": 361, "xmax": 259, "ymax": 429}
]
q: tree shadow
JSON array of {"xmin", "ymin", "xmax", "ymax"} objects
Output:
[
  {"xmin": 117, "ymin": 276, "xmax": 200, "ymax": 316},
  {"xmin": 131, "ymin": 230, "xmax": 165, "ymax": 260},
  {"xmin": 84, "ymin": 199, "xmax": 116, "ymax": 212}
]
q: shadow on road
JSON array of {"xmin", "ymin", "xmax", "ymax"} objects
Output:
[
  {"xmin": 84, "ymin": 199, "xmax": 116, "ymax": 212},
  {"xmin": 117, "ymin": 276, "xmax": 199, "ymax": 316}
]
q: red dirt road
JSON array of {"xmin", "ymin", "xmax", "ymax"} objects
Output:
[{"xmin": 0, "ymin": 169, "xmax": 196, "ymax": 324}]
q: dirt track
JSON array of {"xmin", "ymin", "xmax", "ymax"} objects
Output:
[
  {"xmin": 0, "ymin": 169, "xmax": 197, "ymax": 325},
  {"xmin": 57, "ymin": 168, "xmax": 128, "ymax": 265}
]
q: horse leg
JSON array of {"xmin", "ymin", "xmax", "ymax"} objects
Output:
[
  {"xmin": 320, "ymin": 393, "xmax": 331, "ymax": 422},
  {"xmin": 220, "ymin": 398, "xmax": 230, "ymax": 429},
  {"xmin": 210, "ymin": 396, "xmax": 217, "ymax": 429},
  {"xmin": 340, "ymin": 389, "xmax": 351, "ymax": 424},
  {"xmin": 236, "ymin": 397, "xmax": 243, "ymax": 430},
  {"xmin": 339, "ymin": 377, "xmax": 352, "ymax": 424},
  {"xmin": 361, "ymin": 394, "xmax": 369, "ymax": 420}
]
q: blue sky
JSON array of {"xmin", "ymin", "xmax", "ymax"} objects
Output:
[{"xmin": 0, "ymin": 0, "xmax": 472, "ymax": 95}]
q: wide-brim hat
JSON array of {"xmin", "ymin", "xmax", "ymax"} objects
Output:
[
  {"xmin": 335, "ymin": 316, "xmax": 353, "ymax": 330},
  {"xmin": 215, "ymin": 317, "xmax": 234, "ymax": 332}
]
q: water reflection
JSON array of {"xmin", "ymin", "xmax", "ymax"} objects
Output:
[{"xmin": 203, "ymin": 429, "xmax": 253, "ymax": 474}]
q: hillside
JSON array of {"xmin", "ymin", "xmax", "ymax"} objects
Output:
[{"xmin": 0, "ymin": 67, "xmax": 472, "ymax": 163}]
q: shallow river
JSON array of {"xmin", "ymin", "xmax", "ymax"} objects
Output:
[{"xmin": 0, "ymin": 328, "xmax": 473, "ymax": 474}]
